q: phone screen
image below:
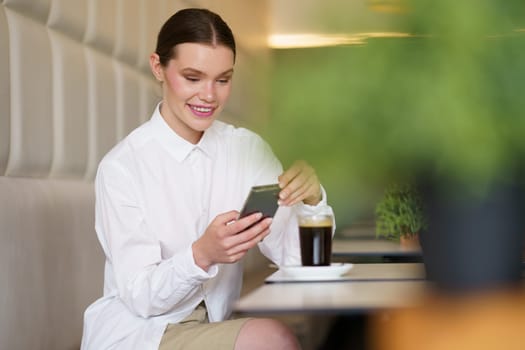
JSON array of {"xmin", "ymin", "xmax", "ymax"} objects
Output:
[{"xmin": 239, "ymin": 184, "xmax": 280, "ymax": 219}]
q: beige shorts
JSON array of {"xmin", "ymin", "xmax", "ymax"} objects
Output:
[{"xmin": 159, "ymin": 304, "xmax": 252, "ymax": 350}]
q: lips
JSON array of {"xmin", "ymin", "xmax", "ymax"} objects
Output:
[{"xmin": 188, "ymin": 104, "xmax": 215, "ymax": 118}]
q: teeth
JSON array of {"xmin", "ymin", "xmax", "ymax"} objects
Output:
[{"xmin": 192, "ymin": 106, "xmax": 212, "ymax": 113}]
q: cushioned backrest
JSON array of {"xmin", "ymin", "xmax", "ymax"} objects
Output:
[
  {"xmin": 4, "ymin": 8, "xmax": 53, "ymax": 176},
  {"xmin": 48, "ymin": 0, "xmax": 87, "ymax": 41},
  {"xmin": 0, "ymin": 7, "xmax": 9, "ymax": 175},
  {"xmin": 140, "ymin": 73, "xmax": 162, "ymax": 124},
  {"xmin": 115, "ymin": 61, "xmax": 142, "ymax": 140},
  {"xmin": 136, "ymin": 0, "xmax": 183, "ymax": 73},
  {"xmin": 84, "ymin": 46, "xmax": 117, "ymax": 179},
  {"xmin": 114, "ymin": 0, "xmax": 140, "ymax": 66},
  {"xmin": 84, "ymin": 0, "xmax": 115, "ymax": 55},
  {"xmin": 3, "ymin": 0, "xmax": 50, "ymax": 22},
  {"xmin": 49, "ymin": 29, "xmax": 89, "ymax": 178}
]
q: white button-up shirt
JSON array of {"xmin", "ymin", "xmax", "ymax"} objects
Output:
[{"xmin": 81, "ymin": 105, "xmax": 334, "ymax": 350}]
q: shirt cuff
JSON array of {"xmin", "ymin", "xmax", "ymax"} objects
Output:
[
  {"xmin": 299, "ymin": 185, "xmax": 329, "ymax": 214},
  {"xmin": 183, "ymin": 246, "xmax": 219, "ymax": 281}
]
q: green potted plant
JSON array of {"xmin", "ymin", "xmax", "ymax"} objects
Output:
[{"xmin": 375, "ymin": 184, "xmax": 427, "ymax": 248}]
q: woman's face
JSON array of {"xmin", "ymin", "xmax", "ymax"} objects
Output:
[{"xmin": 151, "ymin": 43, "xmax": 234, "ymax": 144}]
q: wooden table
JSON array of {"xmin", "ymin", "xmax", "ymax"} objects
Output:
[
  {"xmin": 332, "ymin": 239, "xmax": 422, "ymax": 262},
  {"xmin": 234, "ymin": 263, "xmax": 427, "ymax": 315}
]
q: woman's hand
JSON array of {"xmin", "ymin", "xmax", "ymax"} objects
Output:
[
  {"xmin": 278, "ymin": 160, "xmax": 322, "ymax": 206},
  {"xmin": 192, "ymin": 211, "xmax": 272, "ymax": 271}
]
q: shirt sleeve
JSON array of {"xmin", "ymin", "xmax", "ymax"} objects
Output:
[{"xmin": 95, "ymin": 159, "xmax": 217, "ymax": 318}]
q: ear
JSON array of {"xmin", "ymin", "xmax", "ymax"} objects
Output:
[{"xmin": 149, "ymin": 53, "xmax": 164, "ymax": 82}]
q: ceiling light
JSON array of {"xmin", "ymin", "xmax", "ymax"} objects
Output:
[
  {"xmin": 268, "ymin": 32, "xmax": 414, "ymax": 49},
  {"xmin": 268, "ymin": 33, "xmax": 365, "ymax": 49}
]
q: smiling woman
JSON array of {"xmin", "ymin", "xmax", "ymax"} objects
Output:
[
  {"xmin": 80, "ymin": 7, "xmax": 334, "ymax": 350},
  {"xmin": 0, "ymin": 2, "xmax": 302, "ymax": 349}
]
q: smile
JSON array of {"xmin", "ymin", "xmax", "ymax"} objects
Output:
[
  {"xmin": 188, "ymin": 104, "xmax": 215, "ymax": 117},
  {"xmin": 188, "ymin": 104, "xmax": 215, "ymax": 118},
  {"xmin": 191, "ymin": 105, "xmax": 212, "ymax": 113}
]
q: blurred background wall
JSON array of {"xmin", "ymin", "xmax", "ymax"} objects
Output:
[{"xmin": 265, "ymin": 0, "xmax": 525, "ymax": 231}]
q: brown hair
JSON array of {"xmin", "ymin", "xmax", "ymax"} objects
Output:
[{"xmin": 155, "ymin": 8, "xmax": 236, "ymax": 67}]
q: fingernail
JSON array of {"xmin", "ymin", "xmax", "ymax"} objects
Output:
[
  {"xmin": 277, "ymin": 200, "xmax": 283, "ymax": 206},
  {"xmin": 279, "ymin": 192, "xmax": 285, "ymax": 199}
]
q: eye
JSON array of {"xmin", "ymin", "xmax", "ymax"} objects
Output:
[
  {"xmin": 217, "ymin": 77, "xmax": 231, "ymax": 84},
  {"xmin": 185, "ymin": 76, "xmax": 200, "ymax": 82}
]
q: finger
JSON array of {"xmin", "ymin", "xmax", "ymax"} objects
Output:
[
  {"xmin": 279, "ymin": 169, "xmax": 313, "ymax": 203},
  {"xmin": 278, "ymin": 160, "xmax": 307, "ymax": 188},
  {"xmin": 227, "ymin": 212, "xmax": 263, "ymax": 234},
  {"xmin": 282, "ymin": 183, "xmax": 309, "ymax": 206},
  {"xmin": 211, "ymin": 211, "xmax": 249, "ymax": 241},
  {"xmin": 216, "ymin": 210, "xmax": 243, "ymax": 226},
  {"xmin": 283, "ymin": 175, "xmax": 319, "ymax": 206},
  {"xmin": 232, "ymin": 217, "xmax": 272, "ymax": 244},
  {"xmin": 281, "ymin": 163, "xmax": 321, "ymax": 205},
  {"xmin": 281, "ymin": 181, "xmax": 312, "ymax": 206},
  {"xmin": 224, "ymin": 251, "xmax": 248, "ymax": 264},
  {"xmin": 228, "ymin": 227, "xmax": 271, "ymax": 256},
  {"xmin": 253, "ymin": 227, "xmax": 271, "ymax": 244},
  {"xmin": 258, "ymin": 227, "xmax": 271, "ymax": 242}
]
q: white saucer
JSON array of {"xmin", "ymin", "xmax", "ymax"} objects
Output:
[{"xmin": 279, "ymin": 263, "xmax": 353, "ymax": 280}]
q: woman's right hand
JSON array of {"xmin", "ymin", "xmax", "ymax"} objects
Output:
[{"xmin": 192, "ymin": 211, "xmax": 272, "ymax": 271}]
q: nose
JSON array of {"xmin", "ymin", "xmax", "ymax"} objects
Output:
[{"xmin": 199, "ymin": 82, "xmax": 216, "ymax": 103}]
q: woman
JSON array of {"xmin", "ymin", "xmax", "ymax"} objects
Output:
[{"xmin": 81, "ymin": 8, "xmax": 334, "ymax": 350}]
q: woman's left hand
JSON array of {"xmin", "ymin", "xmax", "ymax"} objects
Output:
[{"xmin": 277, "ymin": 160, "xmax": 322, "ymax": 206}]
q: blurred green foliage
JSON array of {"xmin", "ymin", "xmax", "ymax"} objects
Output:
[
  {"xmin": 375, "ymin": 183, "xmax": 427, "ymax": 240},
  {"xmin": 264, "ymin": 0, "xmax": 525, "ymax": 227}
]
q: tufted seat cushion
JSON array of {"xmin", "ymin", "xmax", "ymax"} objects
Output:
[{"xmin": 0, "ymin": 177, "xmax": 104, "ymax": 349}]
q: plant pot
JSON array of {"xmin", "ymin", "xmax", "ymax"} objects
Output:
[
  {"xmin": 419, "ymin": 176, "xmax": 525, "ymax": 294},
  {"xmin": 400, "ymin": 234, "xmax": 420, "ymax": 250}
]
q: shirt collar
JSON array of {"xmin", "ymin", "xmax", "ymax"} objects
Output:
[{"xmin": 150, "ymin": 103, "xmax": 217, "ymax": 162}]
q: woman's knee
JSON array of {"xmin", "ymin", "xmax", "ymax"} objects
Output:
[{"xmin": 235, "ymin": 318, "xmax": 301, "ymax": 350}]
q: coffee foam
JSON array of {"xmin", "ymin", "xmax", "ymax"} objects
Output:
[{"xmin": 299, "ymin": 215, "xmax": 332, "ymax": 227}]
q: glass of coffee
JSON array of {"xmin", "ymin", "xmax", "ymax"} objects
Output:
[{"xmin": 298, "ymin": 213, "xmax": 333, "ymax": 266}]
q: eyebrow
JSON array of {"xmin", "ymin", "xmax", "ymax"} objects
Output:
[{"xmin": 181, "ymin": 67, "xmax": 234, "ymax": 77}]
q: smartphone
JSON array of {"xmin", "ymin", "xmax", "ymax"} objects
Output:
[{"xmin": 239, "ymin": 184, "xmax": 281, "ymax": 219}]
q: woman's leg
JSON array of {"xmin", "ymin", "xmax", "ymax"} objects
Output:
[{"xmin": 234, "ymin": 318, "xmax": 301, "ymax": 350}]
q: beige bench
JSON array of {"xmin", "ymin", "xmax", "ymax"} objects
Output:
[
  {"xmin": 0, "ymin": 176, "xmax": 279, "ymax": 349},
  {"xmin": 0, "ymin": 178, "xmax": 103, "ymax": 349}
]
